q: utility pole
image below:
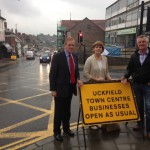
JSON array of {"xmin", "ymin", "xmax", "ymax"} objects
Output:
[
  {"xmin": 139, "ymin": 1, "xmax": 144, "ymax": 35},
  {"xmin": 146, "ymin": 7, "xmax": 150, "ymax": 32}
]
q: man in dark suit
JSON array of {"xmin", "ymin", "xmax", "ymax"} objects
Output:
[{"xmin": 49, "ymin": 37, "xmax": 82, "ymax": 142}]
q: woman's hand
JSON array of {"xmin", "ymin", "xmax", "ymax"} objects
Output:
[
  {"xmin": 96, "ymin": 77, "xmax": 104, "ymax": 81},
  {"xmin": 51, "ymin": 91, "xmax": 57, "ymax": 97}
]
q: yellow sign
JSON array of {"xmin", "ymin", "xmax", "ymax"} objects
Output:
[
  {"xmin": 79, "ymin": 81, "xmax": 140, "ymax": 125},
  {"xmin": 11, "ymin": 55, "xmax": 16, "ymax": 60}
]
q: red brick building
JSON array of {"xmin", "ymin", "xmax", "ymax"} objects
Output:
[{"xmin": 58, "ymin": 17, "xmax": 105, "ymax": 63}]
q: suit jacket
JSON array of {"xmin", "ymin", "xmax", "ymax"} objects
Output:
[{"xmin": 49, "ymin": 51, "xmax": 80, "ymax": 97}]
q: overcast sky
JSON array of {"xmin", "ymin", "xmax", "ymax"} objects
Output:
[{"xmin": 0, "ymin": 0, "xmax": 116, "ymax": 35}]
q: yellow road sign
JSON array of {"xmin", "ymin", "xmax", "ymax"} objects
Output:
[
  {"xmin": 11, "ymin": 55, "xmax": 17, "ymax": 60},
  {"xmin": 79, "ymin": 81, "xmax": 140, "ymax": 125}
]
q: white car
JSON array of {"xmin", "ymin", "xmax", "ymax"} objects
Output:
[{"xmin": 26, "ymin": 51, "xmax": 35, "ymax": 60}]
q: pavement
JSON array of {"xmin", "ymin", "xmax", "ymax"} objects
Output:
[
  {"xmin": 0, "ymin": 58, "xmax": 17, "ymax": 69},
  {"xmin": 0, "ymin": 59, "xmax": 150, "ymax": 150},
  {"xmin": 21, "ymin": 123, "xmax": 150, "ymax": 150}
]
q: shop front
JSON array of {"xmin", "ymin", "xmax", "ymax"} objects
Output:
[
  {"xmin": 0, "ymin": 42, "xmax": 12, "ymax": 59},
  {"xmin": 116, "ymin": 27, "xmax": 136, "ymax": 48}
]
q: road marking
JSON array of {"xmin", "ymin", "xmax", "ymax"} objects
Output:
[
  {"xmin": 22, "ymin": 86, "xmax": 49, "ymax": 92},
  {"xmin": 0, "ymin": 134, "xmax": 51, "ymax": 150},
  {"xmin": 48, "ymin": 98, "xmax": 54, "ymax": 131},
  {"xmin": 0, "ymin": 131, "xmax": 47, "ymax": 138},
  {"xmin": 0, "ymin": 87, "xmax": 22, "ymax": 93},
  {"xmin": 0, "ymin": 83, "xmax": 49, "ymax": 93},
  {"xmin": 0, "ymin": 83, "xmax": 8, "ymax": 85},
  {"xmin": 0, "ymin": 92, "xmax": 50, "ymax": 107},
  {"xmin": 0, "ymin": 99, "xmax": 53, "ymax": 150},
  {"xmin": 0, "ymin": 95, "xmax": 80, "ymax": 149},
  {"xmin": 0, "ymin": 135, "xmax": 39, "ymax": 150},
  {"xmin": 0, "ymin": 113, "xmax": 50, "ymax": 133},
  {"xmin": 0, "ymin": 97, "xmax": 51, "ymax": 113},
  {"xmin": 31, "ymin": 58, "xmax": 37, "ymax": 65}
]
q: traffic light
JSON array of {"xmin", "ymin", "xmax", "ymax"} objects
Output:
[
  {"xmin": 146, "ymin": 7, "xmax": 150, "ymax": 32},
  {"xmin": 78, "ymin": 31, "xmax": 84, "ymax": 43}
]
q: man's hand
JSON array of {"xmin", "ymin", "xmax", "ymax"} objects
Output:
[
  {"xmin": 77, "ymin": 80, "xmax": 83, "ymax": 87},
  {"xmin": 121, "ymin": 76, "xmax": 127, "ymax": 84}
]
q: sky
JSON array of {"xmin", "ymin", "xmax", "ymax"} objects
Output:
[{"xmin": 0, "ymin": 0, "xmax": 116, "ymax": 35}]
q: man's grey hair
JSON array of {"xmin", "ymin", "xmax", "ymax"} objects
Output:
[{"xmin": 137, "ymin": 35, "xmax": 149, "ymax": 43}]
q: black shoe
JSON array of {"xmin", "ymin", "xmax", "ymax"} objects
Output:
[
  {"xmin": 54, "ymin": 134, "xmax": 63, "ymax": 141},
  {"xmin": 64, "ymin": 130, "xmax": 74, "ymax": 137},
  {"xmin": 132, "ymin": 125, "xmax": 141, "ymax": 131}
]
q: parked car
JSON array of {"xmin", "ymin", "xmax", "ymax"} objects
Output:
[
  {"xmin": 26, "ymin": 50, "xmax": 35, "ymax": 60},
  {"xmin": 39, "ymin": 53, "xmax": 50, "ymax": 63},
  {"xmin": 53, "ymin": 50, "xmax": 58, "ymax": 55}
]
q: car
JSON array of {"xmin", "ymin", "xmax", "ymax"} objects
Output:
[
  {"xmin": 51, "ymin": 50, "xmax": 58, "ymax": 60},
  {"xmin": 53, "ymin": 50, "xmax": 58, "ymax": 55},
  {"xmin": 39, "ymin": 53, "xmax": 50, "ymax": 63},
  {"xmin": 26, "ymin": 50, "xmax": 35, "ymax": 60}
]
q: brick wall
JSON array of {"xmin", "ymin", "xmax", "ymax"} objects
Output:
[
  {"xmin": 107, "ymin": 56, "xmax": 130, "ymax": 66},
  {"xmin": 70, "ymin": 18, "xmax": 105, "ymax": 63}
]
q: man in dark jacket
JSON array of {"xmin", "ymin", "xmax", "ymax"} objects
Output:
[
  {"xmin": 121, "ymin": 35, "xmax": 150, "ymax": 139},
  {"xmin": 49, "ymin": 37, "xmax": 82, "ymax": 142}
]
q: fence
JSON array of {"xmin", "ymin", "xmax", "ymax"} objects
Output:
[
  {"xmin": 105, "ymin": 46, "xmax": 135, "ymax": 58},
  {"xmin": 77, "ymin": 42, "xmax": 136, "ymax": 64}
]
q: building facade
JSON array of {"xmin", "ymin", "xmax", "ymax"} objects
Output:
[
  {"xmin": 105, "ymin": 0, "xmax": 150, "ymax": 48},
  {"xmin": 57, "ymin": 17, "xmax": 105, "ymax": 63},
  {"xmin": 0, "ymin": 16, "xmax": 6, "ymax": 42}
]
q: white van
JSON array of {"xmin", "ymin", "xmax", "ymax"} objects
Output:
[{"xmin": 26, "ymin": 51, "xmax": 35, "ymax": 60}]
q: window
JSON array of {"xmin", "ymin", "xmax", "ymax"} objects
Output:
[
  {"xmin": 126, "ymin": 9, "xmax": 138, "ymax": 22},
  {"xmin": 106, "ymin": 7, "xmax": 111, "ymax": 17},
  {"xmin": 106, "ymin": 20, "xmax": 111, "ymax": 27},
  {"xmin": 119, "ymin": 0, "xmax": 127, "ymax": 9},
  {"xmin": 127, "ymin": 0, "xmax": 137, "ymax": 5},
  {"xmin": 111, "ymin": 3, "xmax": 118, "ymax": 14},
  {"xmin": 118, "ymin": 14, "xmax": 126, "ymax": 24},
  {"xmin": 111, "ymin": 17, "xmax": 117, "ymax": 26}
]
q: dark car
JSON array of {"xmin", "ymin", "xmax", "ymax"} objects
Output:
[{"xmin": 39, "ymin": 53, "xmax": 50, "ymax": 63}]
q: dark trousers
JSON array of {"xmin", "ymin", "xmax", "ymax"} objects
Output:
[
  {"xmin": 133, "ymin": 83, "xmax": 150, "ymax": 133},
  {"xmin": 53, "ymin": 88, "xmax": 73, "ymax": 135}
]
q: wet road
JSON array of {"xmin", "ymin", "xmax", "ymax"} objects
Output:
[
  {"xmin": 0, "ymin": 57, "xmax": 55, "ymax": 149},
  {"xmin": 0, "ymin": 57, "xmax": 124, "ymax": 149}
]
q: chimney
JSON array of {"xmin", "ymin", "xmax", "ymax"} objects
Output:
[
  {"xmin": 4, "ymin": 22, "xmax": 7, "ymax": 29},
  {"xmin": 15, "ymin": 29, "xmax": 17, "ymax": 34},
  {"xmin": 15, "ymin": 24, "xmax": 17, "ymax": 34}
]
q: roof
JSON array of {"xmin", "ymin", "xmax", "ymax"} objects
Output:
[
  {"xmin": 61, "ymin": 20, "xmax": 81, "ymax": 31},
  {"xmin": 60, "ymin": 18, "xmax": 105, "ymax": 31},
  {"xmin": 0, "ymin": 16, "xmax": 6, "ymax": 20},
  {"xmin": 2, "ymin": 42, "xmax": 12, "ymax": 52},
  {"xmin": 92, "ymin": 20, "xmax": 105, "ymax": 31},
  {"xmin": 5, "ymin": 34, "xmax": 21, "ymax": 41}
]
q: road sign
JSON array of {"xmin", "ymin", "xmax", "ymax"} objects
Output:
[
  {"xmin": 79, "ymin": 81, "xmax": 140, "ymax": 125},
  {"xmin": 11, "ymin": 55, "xmax": 17, "ymax": 60}
]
